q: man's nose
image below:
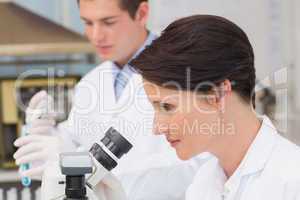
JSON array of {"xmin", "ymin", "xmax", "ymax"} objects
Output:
[{"xmin": 92, "ymin": 25, "xmax": 105, "ymax": 43}]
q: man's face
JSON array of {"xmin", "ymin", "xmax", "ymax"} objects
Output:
[{"xmin": 80, "ymin": 0, "xmax": 148, "ymax": 65}]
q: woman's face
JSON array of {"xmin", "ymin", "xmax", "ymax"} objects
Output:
[{"xmin": 143, "ymin": 80, "xmax": 221, "ymax": 160}]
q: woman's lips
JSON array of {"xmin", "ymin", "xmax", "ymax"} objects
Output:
[{"xmin": 167, "ymin": 138, "xmax": 181, "ymax": 148}]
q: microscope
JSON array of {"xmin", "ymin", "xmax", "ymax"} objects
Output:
[
  {"xmin": 42, "ymin": 127, "xmax": 132, "ymax": 200},
  {"xmin": 60, "ymin": 152, "xmax": 92, "ymax": 200}
]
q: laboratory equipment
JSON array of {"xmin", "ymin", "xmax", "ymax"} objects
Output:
[
  {"xmin": 20, "ymin": 93, "xmax": 54, "ymax": 187},
  {"xmin": 42, "ymin": 127, "xmax": 132, "ymax": 200}
]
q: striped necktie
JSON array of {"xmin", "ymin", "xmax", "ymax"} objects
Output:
[{"xmin": 114, "ymin": 69, "xmax": 130, "ymax": 101}]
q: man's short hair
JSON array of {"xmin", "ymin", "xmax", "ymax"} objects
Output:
[{"xmin": 77, "ymin": 0, "xmax": 148, "ymax": 18}]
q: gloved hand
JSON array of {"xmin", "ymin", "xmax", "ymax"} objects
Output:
[
  {"xmin": 14, "ymin": 134, "xmax": 63, "ymax": 178},
  {"xmin": 92, "ymin": 172, "xmax": 127, "ymax": 200},
  {"xmin": 13, "ymin": 90, "xmax": 59, "ymax": 179},
  {"xmin": 25, "ymin": 90, "xmax": 56, "ymax": 134}
]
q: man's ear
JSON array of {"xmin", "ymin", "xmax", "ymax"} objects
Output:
[{"xmin": 135, "ymin": 2, "xmax": 149, "ymax": 26}]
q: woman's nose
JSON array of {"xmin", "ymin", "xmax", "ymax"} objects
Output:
[{"xmin": 153, "ymin": 116, "xmax": 169, "ymax": 135}]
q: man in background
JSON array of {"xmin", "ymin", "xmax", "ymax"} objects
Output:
[{"xmin": 14, "ymin": 0, "xmax": 202, "ymax": 199}]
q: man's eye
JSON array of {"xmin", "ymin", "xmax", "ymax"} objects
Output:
[
  {"xmin": 84, "ymin": 21, "xmax": 93, "ymax": 26},
  {"xmin": 104, "ymin": 21, "xmax": 116, "ymax": 26}
]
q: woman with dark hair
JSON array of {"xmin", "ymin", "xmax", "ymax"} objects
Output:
[{"xmin": 130, "ymin": 15, "xmax": 300, "ymax": 199}]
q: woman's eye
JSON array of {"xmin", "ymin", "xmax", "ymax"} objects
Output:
[{"xmin": 160, "ymin": 103, "xmax": 174, "ymax": 112}]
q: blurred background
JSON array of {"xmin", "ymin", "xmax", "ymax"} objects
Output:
[{"xmin": 0, "ymin": 0, "xmax": 299, "ymax": 199}]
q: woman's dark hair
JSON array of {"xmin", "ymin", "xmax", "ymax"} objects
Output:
[{"xmin": 130, "ymin": 15, "xmax": 256, "ymax": 107}]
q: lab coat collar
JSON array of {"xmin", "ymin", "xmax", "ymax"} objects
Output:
[
  {"xmin": 225, "ymin": 115, "xmax": 279, "ymax": 190},
  {"xmin": 101, "ymin": 61, "xmax": 120, "ymax": 107}
]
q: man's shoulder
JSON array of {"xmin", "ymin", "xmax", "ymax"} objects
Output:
[
  {"xmin": 73, "ymin": 61, "xmax": 115, "ymax": 89},
  {"xmin": 80, "ymin": 61, "xmax": 114, "ymax": 81}
]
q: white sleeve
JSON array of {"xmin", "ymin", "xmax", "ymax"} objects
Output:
[
  {"xmin": 117, "ymin": 159, "xmax": 205, "ymax": 200},
  {"xmin": 283, "ymin": 180, "xmax": 300, "ymax": 200}
]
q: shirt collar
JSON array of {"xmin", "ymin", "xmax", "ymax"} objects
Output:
[{"xmin": 225, "ymin": 115, "xmax": 279, "ymax": 189}]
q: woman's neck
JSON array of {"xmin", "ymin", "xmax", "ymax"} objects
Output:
[{"xmin": 211, "ymin": 107, "xmax": 262, "ymax": 178}]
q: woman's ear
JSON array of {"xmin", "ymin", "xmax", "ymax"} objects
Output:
[
  {"xmin": 205, "ymin": 93, "xmax": 218, "ymax": 107},
  {"xmin": 215, "ymin": 79, "xmax": 232, "ymax": 112},
  {"xmin": 203, "ymin": 80, "xmax": 232, "ymax": 112},
  {"xmin": 135, "ymin": 2, "xmax": 149, "ymax": 26}
]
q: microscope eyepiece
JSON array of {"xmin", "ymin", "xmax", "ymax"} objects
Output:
[
  {"xmin": 89, "ymin": 127, "xmax": 133, "ymax": 171},
  {"xmin": 101, "ymin": 127, "xmax": 133, "ymax": 159},
  {"xmin": 89, "ymin": 143, "xmax": 117, "ymax": 171}
]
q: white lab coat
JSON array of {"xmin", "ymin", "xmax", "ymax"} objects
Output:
[
  {"xmin": 58, "ymin": 61, "xmax": 202, "ymax": 199},
  {"xmin": 185, "ymin": 116, "xmax": 300, "ymax": 200}
]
